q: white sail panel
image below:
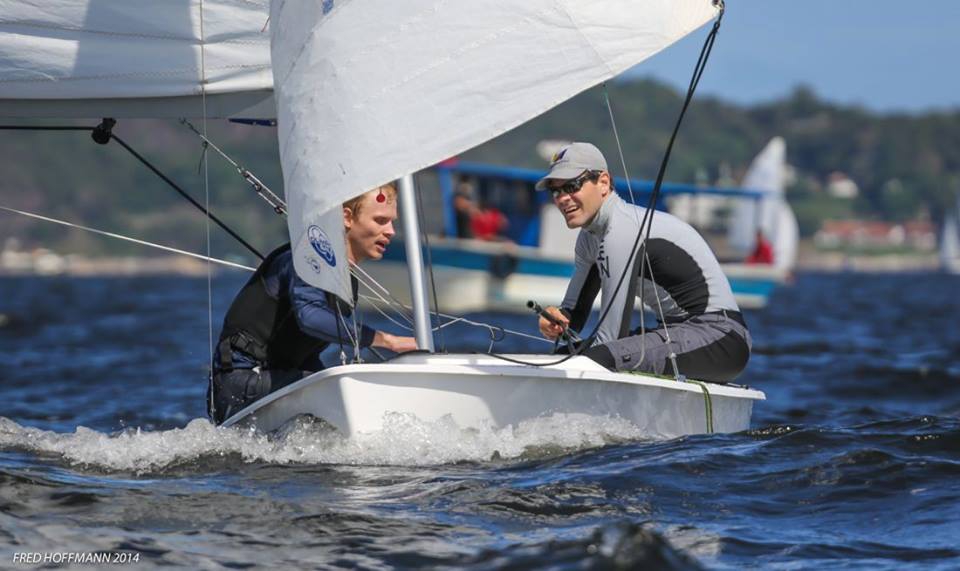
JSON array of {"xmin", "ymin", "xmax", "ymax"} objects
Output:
[
  {"xmin": 772, "ymin": 199, "xmax": 799, "ymax": 272},
  {"xmin": 0, "ymin": 0, "xmax": 273, "ymax": 118},
  {"xmin": 729, "ymin": 137, "xmax": 787, "ymax": 253},
  {"xmin": 941, "ymin": 210, "xmax": 960, "ymax": 273},
  {"xmin": 269, "ymin": 0, "xmax": 718, "ymax": 299}
]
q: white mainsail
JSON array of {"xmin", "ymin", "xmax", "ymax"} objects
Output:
[
  {"xmin": 0, "ymin": 0, "xmax": 273, "ymax": 118},
  {"xmin": 269, "ymin": 0, "xmax": 721, "ymax": 301},
  {"xmin": 728, "ymin": 137, "xmax": 798, "ymax": 272}
]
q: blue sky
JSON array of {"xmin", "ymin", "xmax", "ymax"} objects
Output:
[{"xmin": 630, "ymin": 0, "xmax": 959, "ymax": 113}]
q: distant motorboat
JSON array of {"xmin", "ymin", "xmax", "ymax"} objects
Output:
[{"xmin": 363, "ymin": 150, "xmax": 796, "ymax": 314}]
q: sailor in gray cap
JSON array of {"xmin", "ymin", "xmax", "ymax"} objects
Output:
[
  {"xmin": 536, "ymin": 142, "xmax": 752, "ymax": 383},
  {"xmin": 535, "ymin": 142, "xmax": 610, "ymax": 228}
]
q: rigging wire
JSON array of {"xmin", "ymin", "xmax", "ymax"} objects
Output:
[
  {"xmin": 358, "ymin": 294, "xmax": 550, "ymax": 348},
  {"xmin": 485, "ymin": 6, "xmax": 725, "ymax": 369},
  {"xmin": 0, "ymin": 123, "xmax": 265, "ymax": 261},
  {"xmin": 357, "ymin": 295, "xmax": 414, "ymax": 332},
  {"xmin": 179, "ymin": 118, "xmax": 288, "ymax": 216},
  {"xmin": 350, "ymin": 264, "xmax": 415, "ymax": 326},
  {"xmin": 198, "ymin": 0, "xmax": 217, "ymax": 420},
  {"xmin": 0, "ymin": 205, "xmax": 256, "ymax": 271},
  {"xmin": 107, "ymin": 134, "xmax": 265, "ymax": 261},
  {"xmin": 0, "ymin": 202, "xmax": 549, "ymax": 353}
]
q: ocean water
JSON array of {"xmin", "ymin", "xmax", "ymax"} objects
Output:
[{"xmin": 1, "ymin": 272, "xmax": 958, "ymax": 570}]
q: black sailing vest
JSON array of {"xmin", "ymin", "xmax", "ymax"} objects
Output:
[{"xmin": 216, "ymin": 243, "xmax": 345, "ymax": 371}]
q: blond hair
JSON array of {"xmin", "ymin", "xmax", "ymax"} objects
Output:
[{"xmin": 343, "ymin": 182, "xmax": 398, "ymax": 217}]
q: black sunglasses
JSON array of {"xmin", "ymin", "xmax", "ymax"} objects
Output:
[{"xmin": 549, "ymin": 170, "xmax": 601, "ymax": 199}]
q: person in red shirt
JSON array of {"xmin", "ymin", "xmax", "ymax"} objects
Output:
[
  {"xmin": 745, "ymin": 229, "xmax": 774, "ymax": 264},
  {"xmin": 470, "ymin": 204, "xmax": 508, "ymax": 241}
]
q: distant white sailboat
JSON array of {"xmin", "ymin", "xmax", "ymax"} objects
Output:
[
  {"xmin": 724, "ymin": 137, "xmax": 799, "ymax": 304},
  {"xmin": 1, "ymin": 0, "xmax": 764, "ymax": 439},
  {"xmin": 940, "ymin": 205, "xmax": 960, "ymax": 274}
]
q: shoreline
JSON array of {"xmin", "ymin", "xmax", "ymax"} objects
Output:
[
  {"xmin": 794, "ymin": 251, "xmax": 940, "ymax": 273},
  {"xmin": 0, "ymin": 252, "xmax": 945, "ymax": 277},
  {"xmin": 0, "ymin": 253, "xmax": 252, "ymax": 277}
]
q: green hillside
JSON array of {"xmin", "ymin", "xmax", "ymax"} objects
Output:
[{"xmin": 1, "ymin": 79, "xmax": 957, "ymax": 259}]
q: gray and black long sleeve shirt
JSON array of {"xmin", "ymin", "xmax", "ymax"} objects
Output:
[{"xmin": 561, "ymin": 193, "xmax": 739, "ymax": 344}]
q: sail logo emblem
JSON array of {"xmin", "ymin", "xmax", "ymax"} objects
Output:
[
  {"xmin": 307, "ymin": 225, "xmax": 337, "ymax": 267},
  {"xmin": 551, "ymin": 149, "xmax": 567, "ymax": 165}
]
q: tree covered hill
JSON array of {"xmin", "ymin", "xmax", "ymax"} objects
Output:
[{"xmin": 1, "ymin": 79, "xmax": 957, "ymax": 258}]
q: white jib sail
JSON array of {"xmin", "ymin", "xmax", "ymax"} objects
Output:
[
  {"xmin": 269, "ymin": 0, "xmax": 720, "ymax": 301},
  {"xmin": 0, "ymin": 0, "xmax": 273, "ymax": 118}
]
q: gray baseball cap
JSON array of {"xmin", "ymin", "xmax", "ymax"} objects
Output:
[{"xmin": 535, "ymin": 142, "xmax": 609, "ymax": 191}]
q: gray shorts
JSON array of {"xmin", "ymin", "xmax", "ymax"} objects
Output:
[{"xmin": 592, "ymin": 312, "xmax": 752, "ymax": 383}]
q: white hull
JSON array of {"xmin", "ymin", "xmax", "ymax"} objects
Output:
[
  {"xmin": 943, "ymin": 259, "xmax": 960, "ymax": 275},
  {"xmin": 221, "ymin": 354, "xmax": 764, "ymax": 439},
  {"xmin": 940, "ymin": 214, "xmax": 960, "ymax": 274}
]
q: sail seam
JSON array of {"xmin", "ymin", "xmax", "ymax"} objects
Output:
[
  {"xmin": 0, "ymin": 65, "xmax": 271, "ymax": 84},
  {"xmin": 555, "ymin": 2, "xmax": 616, "ymax": 79},
  {"xmin": 0, "ymin": 22, "xmax": 268, "ymax": 45}
]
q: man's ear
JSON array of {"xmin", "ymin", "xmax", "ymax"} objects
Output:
[
  {"xmin": 600, "ymin": 172, "xmax": 612, "ymax": 197},
  {"xmin": 343, "ymin": 207, "xmax": 354, "ymax": 231}
]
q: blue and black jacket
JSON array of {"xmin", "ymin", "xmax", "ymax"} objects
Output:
[{"xmin": 215, "ymin": 244, "xmax": 376, "ymax": 372}]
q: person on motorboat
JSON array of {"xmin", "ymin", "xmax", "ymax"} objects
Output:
[
  {"xmin": 535, "ymin": 142, "xmax": 751, "ymax": 383},
  {"xmin": 745, "ymin": 229, "xmax": 775, "ymax": 264},
  {"xmin": 208, "ymin": 183, "xmax": 418, "ymax": 424}
]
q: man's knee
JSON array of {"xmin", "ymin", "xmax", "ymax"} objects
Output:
[
  {"xmin": 600, "ymin": 332, "xmax": 673, "ymax": 375},
  {"xmin": 582, "ymin": 344, "xmax": 616, "ymax": 370},
  {"xmin": 672, "ymin": 330, "xmax": 750, "ymax": 383}
]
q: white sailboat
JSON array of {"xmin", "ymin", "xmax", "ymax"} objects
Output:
[
  {"xmin": 940, "ymin": 206, "xmax": 960, "ymax": 274},
  {"xmin": 1, "ymin": 0, "xmax": 764, "ymax": 439},
  {"xmin": 724, "ymin": 137, "xmax": 799, "ymax": 305}
]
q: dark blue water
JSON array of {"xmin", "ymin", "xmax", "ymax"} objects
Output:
[{"xmin": 1, "ymin": 272, "xmax": 958, "ymax": 569}]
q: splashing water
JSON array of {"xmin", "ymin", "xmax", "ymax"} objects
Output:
[{"xmin": 0, "ymin": 413, "xmax": 650, "ymax": 474}]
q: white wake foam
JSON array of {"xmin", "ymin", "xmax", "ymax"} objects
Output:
[{"xmin": 0, "ymin": 413, "xmax": 649, "ymax": 473}]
